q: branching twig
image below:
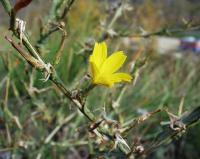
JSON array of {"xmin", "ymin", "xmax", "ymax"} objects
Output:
[
  {"xmin": 36, "ymin": 0, "xmax": 76, "ymax": 47},
  {"xmin": 143, "ymin": 106, "xmax": 200, "ymax": 156},
  {"xmin": 121, "ymin": 109, "xmax": 162, "ymax": 134},
  {"xmin": 120, "ymin": 24, "xmax": 200, "ymax": 38},
  {"xmin": 59, "ymin": 0, "xmax": 75, "ymax": 20}
]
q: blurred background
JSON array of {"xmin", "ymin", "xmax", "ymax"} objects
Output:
[{"xmin": 0, "ymin": 0, "xmax": 200, "ymax": 158}]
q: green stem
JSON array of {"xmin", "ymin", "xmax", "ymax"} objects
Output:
[{"xmin": 0, "ymin": 0, "xmax": 12, "ymax": 15}]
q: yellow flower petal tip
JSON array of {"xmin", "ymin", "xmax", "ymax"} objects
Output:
[{"xmin": 89, "ymin": 42, "xmax": 132, "ymax": 87}]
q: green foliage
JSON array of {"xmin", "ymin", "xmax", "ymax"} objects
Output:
[{"xmin": 0, "ymin": 0, "xmax": 200, "ymax": 158}]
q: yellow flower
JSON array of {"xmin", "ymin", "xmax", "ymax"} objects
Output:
[{"xmin": 89, "ymin": 42, "xmax": 132, "ymax": 87}]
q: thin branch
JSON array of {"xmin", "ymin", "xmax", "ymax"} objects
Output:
[
  {"xmin": 54, "ymin": 23, "xmax": 67, "ymax": 65},
  {"xmin": 121, "ymin": 24, "xmax": 200, "ymax": 38},
  {"xmin": 0, "ymin": 0, "xmax": 12, "ymax": 15},
  {"xmin": 59, "ymin": 0, "xmax": 76, "ymax": 20},
  {"xmin": 36, "ymin": 0, "xmax": 76, "ymax": 47},
  {"xmin": 143, "ymin": 106, "xmax": 200, "ymax": 156}
]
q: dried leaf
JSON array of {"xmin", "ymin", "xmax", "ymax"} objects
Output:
[{"xmin": 13, "ymin": 0, "xmax": 33, "ymax": 13}]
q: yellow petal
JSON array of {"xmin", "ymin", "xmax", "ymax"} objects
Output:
[
  {"xmin": 90, "ymin": 61, "xmax": 99, "ymax": 81},
  {"xmin": 93, "ymin": 73, "xmax": 132, "ymax": 87},
  {"xmin": 111, "ymin": 73, "xmax": 132, "ymax": 82},
  {"xmin": 93, "ymin": 74, "xmax": 113, "ymax": 87},
  {"xmin": 101, "ymin": 51, "xmax": 127, "ymax": 74},
  {"xmin": 89, "ymin": 42, "xmax": 107, "ymax": 69}
]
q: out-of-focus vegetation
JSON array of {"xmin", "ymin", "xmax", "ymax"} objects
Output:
[{"xmin": 0, "ymin": 0, "xmax": 200, "ymax": 158}]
